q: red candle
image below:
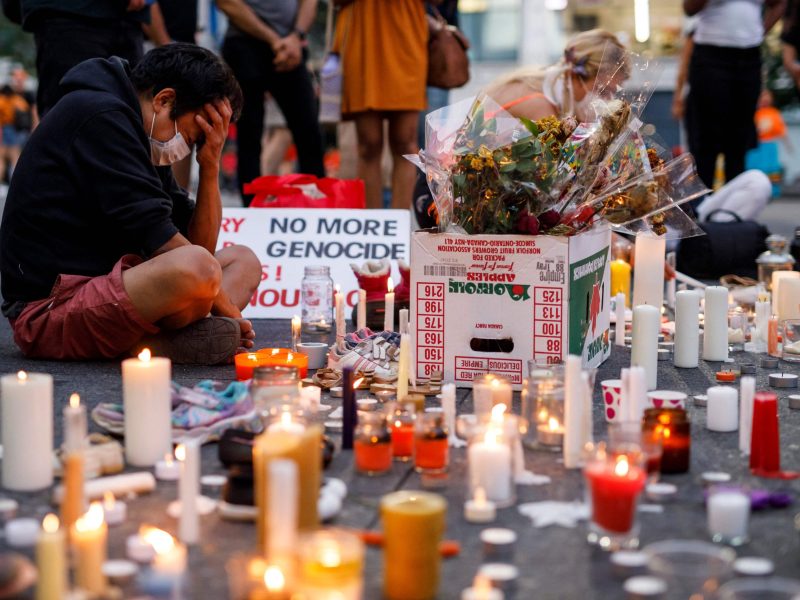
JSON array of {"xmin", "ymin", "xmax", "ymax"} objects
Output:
[
  {"xmin": 414, "ymin": 438, "xmax": 448, "ymax": 472},
  {"xmin": 354, "ymin": 439, "xmax": 392, "ymax": 474},
  {"xmin": 390, "ymin": 421, "xmax": 414, "ymax": 460},
  {"xmin": 585, "ymin": 456, "xmax": 646, "ymax": 533},
  {"xmin": 750, "ymin": 391, "xmax": 780, "ymax": 473}
]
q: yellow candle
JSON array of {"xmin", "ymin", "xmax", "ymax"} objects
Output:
[
  {"xmin": 610, "ymin": 259, "xmax": 632, "ymax": 307},
  {"xmin": 60, "ymin": 452, "xmax": 84, "ymax": 536},
  {"xmin": 35, "ymin": 514, "xmax": 66, "ymax": 600},
  {"xmin": 381, "ymin": 491, "xmax": 447, "ymax": 600},
  {"xmin": 72, "ymin": 502, "xmax": 107, "ymax": 595},
  {"xmin": 297, "ymin": 529, "xmax": 364, "ymax": 600},
  {"xmin": 254, "ymin": 424, "xmax": 322, "ymax": 552}
]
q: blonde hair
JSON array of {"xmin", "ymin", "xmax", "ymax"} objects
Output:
[{"xmin": 486, "ymin": 29, "xmax": 629, "ymax": 115}]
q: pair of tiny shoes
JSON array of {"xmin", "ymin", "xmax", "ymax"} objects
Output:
[
  {"xmin": 343, "ymin": 328, "xmax": 375, "ymax": 350},
  {"xmin": 328, "ymin": 339, "xmax": 398, "ymax": 378}
]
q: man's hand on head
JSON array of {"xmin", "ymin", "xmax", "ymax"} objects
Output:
[{"xmin": 194, "ymin": 98, "xmax": 233, "ymax": 172}]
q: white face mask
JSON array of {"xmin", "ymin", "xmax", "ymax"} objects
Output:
[{"xmin": 149, "ymin": 112, "xmax": 191, "ymax": 166}]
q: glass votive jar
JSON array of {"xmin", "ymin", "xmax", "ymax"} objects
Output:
[
  {"xmin": 781, "ymin": 319, "xmax": 800, "ymax": 362},
  {"xmin": 717, "ymin": 577, "xmax": 800, "ymax": 600},
  {"xmin": 226, "ymin": 554, "xmax": 293, "ymax": 600},
  {"xmin": 472, "ymin": 374, "xmax": 512, "ymax": 419},
  {"xmin": 728, "ymin": 309, "xmax": 747, "ymax": 352},
  {"xmin": 296, "ymin": 528, "xmax": 364, "ymax": 600},
  {"xmin": 643, "ymin": 408, "xmax": 690, "ymax": 474},
  {"xmin": 467, "ymin": 422, "xmax": 515, "ymax": 508},
  {"xmin": 644, "ymin": 539, "xmax": 735, "ymax": 600},
  {"xmin": 608, "ymin": 422, "xmax": 663, "ymax": 483},
  {"xmin": 526, "ymin": 359, "xmax": 565, "ymax": 381},
  {"xmin": 707, "ymin": 486, "xmax": 750, "ymax": 546},
  {"xmin": 301, "ymin": 265, "xmax": 334, "ymax": 335},
  {"xmin": 388, "ymin": 403, "xmax": 416, "ymax": 462},
  {"xmin": 524, "ymin": 382, "xmax": 564, "ymax": 451},
  {"xmin": 354, "ymin": 411, "xmax": 392, "ymax": 476},
  {"xmin": 414, "ymin": 410, "xmax": 449, "ymax": 474},
  {"xmin": 251, "ymin": 366, "xmax": 301, "ymax": 416},
  {"xmin": 583, "ymin": 441, "xmax": 647, "ymax": 551}
]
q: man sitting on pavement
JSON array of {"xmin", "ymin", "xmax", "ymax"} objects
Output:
[{"xmin": 0, "ymin": 43, "xmax": 261, "ymax": 364}]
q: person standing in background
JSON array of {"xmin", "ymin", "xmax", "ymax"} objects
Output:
[
  {"xmin": 334, "ymin": 0, "xmax": 428, "ymax": 209},
  {"xmin": 683, "ymin": 0, "xmax": 785, "ymax": 189},
  {"xmin": 217, "ymin": 0, "xmax": 325, "ymax": 206},
  {"xmin": 781, "ymin": 0, "xmax": 800, "ymax": 93}
]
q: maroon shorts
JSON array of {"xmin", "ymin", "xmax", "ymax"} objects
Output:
[{"xmin": 10, "ymin": 255, "xmax": 159, "ymax": 360}]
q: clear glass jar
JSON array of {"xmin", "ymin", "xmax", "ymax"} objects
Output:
[
  {"xmin": 467, "ymin": 422, "xmax": 516, "ymax": 507},
  {"xmin": 522, "ymin": 374, "xmax": 565, "ymax": 451},
  {"xmin": 301, "ymin": 266, "xmax": 333, "ymax": 334},
  {"xmin": 756, "ymin": 235, "xmax": 795, "ymax": 292},
  {"xmin": 251, "ymin": 366, "xmax": 300, "ymax": 415},
  {"xmin": 727, "ymin": 308, "xmax": 747, "ymax": 353}
]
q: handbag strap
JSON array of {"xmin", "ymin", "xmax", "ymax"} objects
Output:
[{"xmin": 704, "ymin": 209, "xmax": 743, "ymax": 223}]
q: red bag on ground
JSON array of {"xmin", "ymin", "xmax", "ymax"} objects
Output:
[{"xmin": 244, "ymin": 174, "xmax": 366, "ymax": 209}]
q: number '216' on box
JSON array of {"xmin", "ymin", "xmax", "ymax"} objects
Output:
[{"xmin": 410, "ymin": 226, "xmax": 612, "ymax": 390}]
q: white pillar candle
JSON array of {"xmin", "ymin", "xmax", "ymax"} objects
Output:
[
  {"xmin": 674, "ymin": 290, "xmax": 700, "ymax": 368},
  {"xmin": 625, "ymin": 366, "xmax": 647, "ymax": 423},
  {"xmin": 334, "ymin": 285, "xmax": 345, "ymax": 341},
  {"xmin": 665, "ymin": 252, "xmax": 677, "ymax": 309},
  {"xmin": 442, "ymin": 383, "xmax": 458, "ymax": 446},
  {"xmin": 468, "ymin": 428, "xmax": 513, "ymax": 505},
  {"xmin": 384, "ymin": 277, "xmax": 395, "ymax": 332},
  {"xmin": 754, "ymin": 297, "xmax": 771, "ymax": 346},
  {"xmin": 772, "ymin": 270, "xmax": 800, "ymax": 303},
  {"xmin": 399, "ymin": 308, "xmax": 409, "ymax": 335},
  {"xmin": 1, "ymin": 371, "xmax": 53, "ymax": 491},
  {"xmin": 267, "ymin": 459, "xmax": 298, "ymax": 559},
  {"xmin": 122, "ymin": 350, "xmax": 172, "ymax": 467},
  {"xmin": 702, "ymin": 286, "xmax": 729, "ymax": 362},
  {"xmin": 739, "ymin": 377, "xmax": 755, "ymax": 455},
  {"xmin": 633, "ymin": 233, "xmax": 666, "ymax": 309},
  {"xmin": 291, "ymin": 315, "xmax": 301, "ymax": 352},
  {"xmin": 706, "ymin": 386, "xmax": 738, "ymax": 432},
  {"xmin": 707, "ymin": 489, "xmax": 750, "ymax": 543},
  {"xmin": 357, "ymin": 289, "xmax": 367, "ymax": 331},
  {"xmin": 35, "ymin": 514, "xmax": 67, "ymax": 600},
  {"xmin": 563, "ymin": 355, "xmax": 585, "ymax": 469},
  {"xmin": 176, "ymin": 441, "xmax": 200, "ymax": 545},
  {"xmin": 631, "ymin": 304, "xmax": 660, "ymax": 391},
  {"xmin": 397, "ymin": 333, "xmax": 410, "ymax": 401},
  {"xmin": 776, "ymin": 277, "xmax": 800, "ymax": 324},
  {"xmin": 615, "ymin": 292, "xmax": 626, "ymax": 347}
]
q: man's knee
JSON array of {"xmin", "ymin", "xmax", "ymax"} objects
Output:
[
  {"xmin": 224, "ymin": 245, "xmax": 262, "ymax": 291},
  {"xmin": 172, "ymin": 245, "xmax": 222, "ymax": 300}
]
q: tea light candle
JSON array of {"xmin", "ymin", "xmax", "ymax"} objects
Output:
[
  {"xmin": 36, "ymin": 514, "xmax": 66, "ymax": 599},
  {"xmin": 464, "ymin": 487, "xmax": 496, "ymax": 523},
  {"xmin": 631, "ymin": 304, "xmax": 660, "ymax": 391},
  {"xmin": 760, "ymin": 355, "xmax": 779, "ymax": 369},
  {"xmin": 468, "ymin": 420, "xmax": 513, "ymax": 506},
  {"xmin": 384, "ymin": 278, "xmax": 395, "ymax": 332},
  {"xmin": 734, "ymin": 557, "xmax": 774, "ymax": 577},
  {"xmin": 789, "ymin": 394, "xmax": 800, "ymax": 410},
  {"xmin": 701, "ymin": 472, "xmax": 732, "ymax": 487},
  {"xmin": 706, "ymin": 386, "xmax": 738, "ymax": 432},
  {"xmin": 769, "ymin": 373, "xmax": 798, "ymax": 388},
  {"xmin": 291, "ymin": 315, "xmax": 301, "ymax": 352},
  {"xmin": 72, "ymin": 502, "xmax": 108, "ymax": 596},
  {"xmin": 632, "ymin": 234, "xmax": 665, "ymax": 309},
  {"xmin": 739, "ymin": 377, "xmax": 755, "ymax": 455},
  {"xmin": 5, "ymin": 518, "xmax": 39, "ymax": 547},
  {"xmin": 674, "ymin": 291, "xmax": 700, "ymax": 369},
  {"xmin": 122, "ymin": 349, "xmax": 172, "ymax": 467},
  {"xmin": 101, "ymin": 559, "xmax": 139, "ymax": 586},
  {"xmin": 610, "ymin": 551, "xmax": 649, "ymax": 578},
  {"xmin": 623, "ymin": 576, "xmax": 667, "ymax": 599},
  {"xmin": 480, "ymin": 527, "xmax": 517, "ymax": 562},
  {"xmin": 102, "ymin": 491, "xmax": 126, "ymax": 526},
  {"xmin": 297, "ymin": 529, "xmax": 364, "ymax": 600},
  {"xmin": 537, "ymin": 416, "xmax": 564, "ymax": 446},
  {"xmin": 460, "ymin": 574, "xmax": 503, "ymax": 600},
  {"xmin": 715, "ymin": 371, "xmax": 736, "ymax": 383},
  {"xmin": 357, "ymin": 289, "xmax": 367, "ymax": 331},
  {"xmin": 155, "ymin": 453, "xmax": 180, "ymax": 481},
  {"xmin": 1, "ymin": 371, "xmax": 53, "ymax": 491},
  {"xmin": 703, "ymin": 287, "xmax": 729, "ymax": 362},
  {"xmin": 708, "ymin": 488, "xmax": 750, "ymax": 545}
]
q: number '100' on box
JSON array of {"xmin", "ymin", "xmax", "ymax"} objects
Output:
[{"xmin": 410, "ymin": 226, "xmax": 612, "ymax": 390}]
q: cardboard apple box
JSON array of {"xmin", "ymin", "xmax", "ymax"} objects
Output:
[{"xmin": 411, "ymin": 225, "xmax": 611, "ymax": 389}]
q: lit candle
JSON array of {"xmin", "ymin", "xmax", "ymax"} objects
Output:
[
  {"xmin": 461, "ymin": 574, "xmax": 503, "ymax": 600},
  {"xmin": 267, "ymin": 459, "xmax": 298, "ymax": 559},
  {"xmin": 389, "ymin": 409, "xmax": 415, "ymax": 461},
  {"xmin": 297, "ymin": 529, "xmax": 364, "ymax": 600},
  {"xmin": 155, "ymin": 453, "xmax": 180, "ymax": 481},
  {"xmin": 259, "ymin": 563, "xmax": 292, "ymax": 600},
  {"xmin": 707, "ymin": 488, "xmax": 750, "ymax": 545},
  {"xmin": 384, "ymin": 277, "xmax": 395, "ymax": 332},
  {"xmin": 632, "ymin": 233, "xmax": 665, "ymax": 309},
  {"xmin": 702, "ymin": 287, "xmax": 729, "ymax": 362},
  {"xmin": 267, "ymin": 409, "xmax": 307, "ymax": 435},
  {"xmin": 291, "ymin": 315, "xmax": 301, "ymax": 352},
  {"xmin": 235, "ymin": 352, "xmax": 262, "ymax": 381},
  {"xmin": 463, "ymin": 487, "xmax": 496, "ymax": 524},
  {"xmin": 563, "ymin": 355, "xmax": 586, "ymax": 469},
  {"xmin": 631, "ymin": 304, "xmax": 660, "ymax": 391},
  {"xmin": 610, "ymin": 259, "xmax": 632, "ymax": 308},
  {"xmin": 357, "ymin": 289, "xmax": 367, "ymax": 332},
  {"xmin": 399, "ymin": 308, "xmax": 409, "ymax": 335},
  {"xmin": 468, "ymin": 409, "xmax": 513, "ymax": 506},
  {"xmin": 674, "ymin": 290, "xmax": 700, "ymax": 368},
  {"xmin": 706, "ymin": 386, "xmax": 738, "ymax": 432},
  {"xmin": 614, "ymin": 292, "xmax": 626, "ymax": 347},
  {"xmin": 472, "ymin": 375, "xmax": 512, "ymax": 419},
  {"xmin": 643, "ymin": 408, "xmax": 691, "ymax": 474},
  {"xmin": 142, "ymin": 530, "xmax": 187, "ymax": 598},
  {"xmin": 176, "ymin": 441, "xmax": 200, "ymax": 545},
  {"xmin": 35, "ymin": 514, "xmax": 66, "ymax": 600},
  {"xmin": 334, "ymin": 284, "xmax": 345, "ymax": 341},
  {"xmin": 61, "ymin": 392, "xmax": 86, "ymax": 533},
  {"xmin": 584, "ymin": 454, "xmax": 646, "ymax": 536},
  {"xmin": 102, "ymin": 491, "xmax": 126, "ymax": 526},
  {"xmin": 257, "ymin": 348, "xmax": 309, "ymax": 379},
  {"xmin": 122, "ymin": 349, "xmax": 172, "ymax": 467},
  {"xmin": 72, "ymin": 502, "xmax": 108, "ymax": 596},
  {"xmin": 381, "ymin": 491, "xmax": 446, "ymax": 600},
  {"xmin": 1, "ymin": 371, "xmax": 53, "ymax": 491},
  {"xmin": 397, "ymin": 332, "xmax": 410, "ymax": 402},
  {"xmin": 739, "ymin": 376, "xmax": 755, "ymax": 456},
  {"xmin": 537, "ymin": 416, "xmax": 564, "ymax": 446}
]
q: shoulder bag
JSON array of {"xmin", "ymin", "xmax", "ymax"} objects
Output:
[{"xmin": 427, "ymin": 6, "xmax": 470, "ymax": 90}]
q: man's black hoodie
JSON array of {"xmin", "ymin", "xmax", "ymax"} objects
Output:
[{"xmin": 0, "ymin": 57, "xmax": 194, "ymax": 316}]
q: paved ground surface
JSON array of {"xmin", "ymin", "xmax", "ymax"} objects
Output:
[{"xmin": 1, "ymin": 319, "xmax": 800, "ymax": 599}]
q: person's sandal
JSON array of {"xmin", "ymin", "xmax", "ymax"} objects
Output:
[{"xmin": 132, "ymin": 316, "xmax": 241, "ymax": 365}]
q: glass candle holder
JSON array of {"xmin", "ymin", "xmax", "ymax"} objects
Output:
[
  {"xmin": 717, "ymin": 577, "xmax": 800, "ymax": 600},
  {"xmin": 728, "ymin": 309, "xmax": 747, "ymax": 353},
  {"xmin": 388, "ymin": 403, "xmax": 416, "ymax": 462},
  {"xmin": 414, "ymin": 411, "xmax": 448, "ymax": 474},
  {"xmin": 472, "ymin": 374, "xmax": 512, "ymax": 419},
  {"xmin": 642, "ymin": 408, "xmax": 690, "ymax": 474},
  {"xmin": 301, "ymin": 266, "xmax": 334, "ymax": 334},
  {"xmin": 707, "ymin": 486, "xmax": 750, "ymax": 546},
  {"xmin": 226, "ymin": 554, "xmax": 293, "ymax": 600},
  {"xmin": 354, "ymin": 411, "xmax": 392, "ymax": 476},
  {"xmin": 584, "ymin": 441, "xmax": 647, "ymax": 551},
  {"xmin": 526, "ymin": 382, "xmax": 565, "ymax": 451},
  {"xmin": 781, "ymin": 319, "xmax": 800, "ymax": 362},
  {"xmin": 644, "ymin": 539, "xmax": 735, "ymax": 600},
  {"xmin": 296, "ymin": 529, "xmax": 364, "ymax": 600},
  {"xmin": 608, "ymin": 422, "xmax": 663, "ymax": 483},
  {"xmin": 467, "ymin": 422, "xmax": 515, "ymax": 508},
  {"xmin": 251, "ymin": 366, "xmax": 301, "ymax": 415}
]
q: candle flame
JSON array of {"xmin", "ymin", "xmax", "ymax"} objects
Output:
[
  {"xmin": 141, "ymin": 526, "xmax": 175, "ymax": 555},
  {"xmin": 103, "ymin": 491, "xmax": 115, "ymax": 508},
  {"xmin": 474, "ymin": 486, "xmax": 487, "ymax": 505},
  {"xmin": 287, "ymin": 353, "xmax": 294, "ymax": 362},
  {"xmin": 485, "ymin": 428, "xmax": 498, "ymax": 445},
  {"xmin": 318, "ymin": 541, "xmax": 342, "ymax": 568},
  {"xmin": 281, "ymin": 411, "xmax": 293, "ymax": 427},
  {"xmin": 138, "ymin": 348, "xmax": 151, "ymax": 362},
  {"xmin": 548, "ymin": 417, "xmax": 560, "ymax": 432},
  {"xmin": 69, "ymin": 393, "xmax": 80, "ymax": 408},
  {"xmin": 394, "ymin": 419, "xmax": 402, "ymax": 428},
  {"xmin": 353, "ymin": 377, "xmax": 364, "ymax": 390},
  {"xmin": 490, "ymin": 403, "xmax": 506, "ymax": 423},
  {"xmin": 263, "ymin": 565, "xmax": 286, "ymax": 591},
  {"xmin": 292, "ymin": 315, "xmax": 301, "ymax": 326},
  {"xmin": 42, "ymin": 514, "xmax": 59, "ymax": 534},
  {"xmin": 387, "ymin": 277, "xmax": 394, "ymax": 293},
  {"xmin": 17, "ymin": 370, "xmax": 26, "ymax": 381},
  {"xmin": 271, "ymin": 348, "xmax": 279, "ymax": 356},
  {"xmin": 538, "ymin": 408, "xmax": 549, "ymax": 422},
  {"xmin": 175, "ymin": 444, "xmax": 186, "ymax": 462},
  {"xmin": 75, "ymin": 502, "xmax": 105, "ymax": 532},
  {"xmin": 614, "ymin": 456, "xmax": 630, "ymax": 477},
  {"xmin": 248, "ymin": 353, "xmax": 257, "ymax": 360}
]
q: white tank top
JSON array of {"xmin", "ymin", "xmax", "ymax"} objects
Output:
[{"xmin": 693, "ymin": 0, "xmax": 764, "ymax": 48}]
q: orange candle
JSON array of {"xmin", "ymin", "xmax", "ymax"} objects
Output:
[
  {"xmin": 257, "ymin": 348, "xmax": 309, "ymax": 379},
  {"xmin": 715, "ymin": 371, "xmax": 736, "ymax": 383},
  {"xmin": 235, "ymin": 352, "xmax": 262, "ymax": 381}
]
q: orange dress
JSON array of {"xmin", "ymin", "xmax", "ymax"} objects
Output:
[{"xmin": 334, "ymin": 0, "xmax": 428, "ymax": 117}]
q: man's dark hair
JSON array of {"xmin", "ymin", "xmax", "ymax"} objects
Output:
[{"xmin": 130, "ymin": 43, "xmax": 243, "ymax": 121}]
